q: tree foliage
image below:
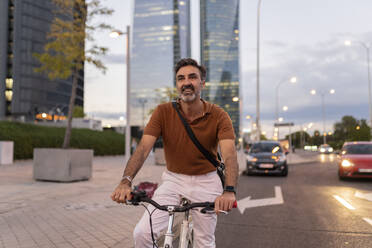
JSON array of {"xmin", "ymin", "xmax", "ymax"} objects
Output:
[
  {"xmin": 332, "ymin": 115, "xmax": 371, "ymax": 148},
  {"xmin": 285, "ymin": 131, "xmax": 310, "ymax": 148},
  {"xmin": 34, "ymin": 0, "xmax": 112, "ymax": 79},
  {"xmin": 33, "ymin": 0, "xmax": 113, "ymax": 148},
  {"xmin": 73, "ymin": 106, "xmax": 85, "ymax": 118},
  {"xmin": 148, "ymin": 87, "xmax": 179, "ymax": 115}
]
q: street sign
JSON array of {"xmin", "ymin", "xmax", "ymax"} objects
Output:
[{"xmin": 274, "ymin": 122, "xmax": 294, "ymax": 127}]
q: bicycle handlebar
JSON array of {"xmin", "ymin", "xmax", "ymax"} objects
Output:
[{"xmin": 129, "ymin": 191, "xmax": 237, "ymax": 213}]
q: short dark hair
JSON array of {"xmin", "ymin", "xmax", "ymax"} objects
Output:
[{"xmin": 174, "ymin": 58, "xmax": 206, "ymax": 81}]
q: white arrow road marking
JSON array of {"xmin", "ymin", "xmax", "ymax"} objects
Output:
[
  {"xmin": 237, "ymin": 186, "xmax": 283, "ymax": 214},
  {"xmin": 355, "ymin": 191, "xmax": 372, "ymax": 202},
  {"xmin": 363, "ymin": 218, "xmax": 372, "ymax": 226}
]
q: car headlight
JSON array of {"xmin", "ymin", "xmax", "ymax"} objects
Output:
[
  {"xmin": 341, "ymin": 160, "xmax": 354, "ymax": 167},
  {"xmin": 246, "ymin": 155, "xmax": 257, "ymax": 162},
  {"xmin": 329, "ymin": 148, "xmax": 333, "ymax": 152},
  {"xmin": 320, "ymin": 148, "xmax": 325, "ymax": 152}
]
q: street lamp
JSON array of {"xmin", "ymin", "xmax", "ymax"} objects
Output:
[
  {"xmin": 110, "ymin": 26, "xmax": 131, "ymax": 162},
  {"xmin": 256, "ymin": 0, "xmax": 263, "ymax": 141},
  {"xmin": 310, "ymin": 89, "xmax": 335, "ymax": 144},
  {"xmin": 344, "ymin": 40, "xmax": 372, "ymax": 139}
]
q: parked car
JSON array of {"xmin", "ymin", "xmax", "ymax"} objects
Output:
[
  {"xmin": 244, "ymin": 141, "xmax": 288, "ymax": 177},
  {"xmin": 319, "ymin": 144, "xmax": 333, "ymax": 154},
  {"xmin": 338, "ymin": 141, "xmax": 372, "ymax": 180}
]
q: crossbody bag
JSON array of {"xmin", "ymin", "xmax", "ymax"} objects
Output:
[{"xmin": 172, "ymin": 101, "xmax": 225, "ymax": 188}]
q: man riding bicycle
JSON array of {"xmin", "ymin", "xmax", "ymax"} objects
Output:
[{"xmin": 111, "ymin": 58, "xmax": 239, "ymax": 247}]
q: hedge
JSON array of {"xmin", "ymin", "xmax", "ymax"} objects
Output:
[{"xmin": 0, "ymin": 121, "xmax": 124, "ymax": 159}]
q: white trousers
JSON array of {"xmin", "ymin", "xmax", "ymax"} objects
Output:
[{"xmin": 133, "ymin": 170, "xmax": 223, "ymax": 248}]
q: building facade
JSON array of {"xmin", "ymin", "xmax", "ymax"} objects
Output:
[
  {"xmin": 200, "ymin": 0, "xmax": 240, "ymax": 137},
  {"xmin": 130, "ymin": 0, "xmax": 191, "ymax": 127},
  {"xmin": 0, "ymin": 0, "xmax": 84, "ymax": 121}
]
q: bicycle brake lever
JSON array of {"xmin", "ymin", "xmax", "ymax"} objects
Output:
[{"xmin": 201, "ymin": 208, "xmax": 228, "ymax": 215}]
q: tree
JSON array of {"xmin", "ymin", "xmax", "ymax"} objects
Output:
[
  {"xmin": 34, "ymin": 0, "xmax": 113, "ymax": 148},
  {"xmin": 332, "ymin": 115, "xmax": 371, "ymax": 148},
  {"xmin": 148, "ymin": 87, "xmax": 179, "ymax": 115},
  {"xmin": 309, "ymin": 130, "xmax": 323, "ymax": 146},
  {"xmin": 73, "ymin": 106, "xmax": 85, "ymax": 118},
  {"xmin": 285, "ymin": 131, "xmax": 310, "ymax": 148}
]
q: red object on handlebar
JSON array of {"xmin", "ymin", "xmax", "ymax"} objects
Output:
[{"xmin": 233, "ymin": 201, "xmax": 237, "ymax": 208}]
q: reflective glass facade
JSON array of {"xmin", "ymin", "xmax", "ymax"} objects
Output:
[
  {"xmin": 200, "ymin": 0, "xmax": 240, "ymax": 137},
  {"xmin": 130, "ymin": 0, "xmax": 191, "ymax": 127},
  {"xmin": 0, "ymin": 0, "xmax": 84, "ymax": 121}
]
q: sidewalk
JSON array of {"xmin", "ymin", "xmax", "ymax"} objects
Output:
[
  {"xmin": 0, "ymin": 150, "xmax": 316, "ymax": 248},
  {"xmin": 0, "ymin": 154, "xmax": 165, "ymax": 248}
]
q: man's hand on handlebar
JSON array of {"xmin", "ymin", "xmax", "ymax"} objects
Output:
[
  {"xmin": 214, "ymin": 191, "xmax": 236, "ymax": 215},
  {"xmin": 111, "ymin": 181, "xmax": 132, "ymax": 204}
]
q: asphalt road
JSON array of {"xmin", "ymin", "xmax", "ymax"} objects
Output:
[{"xmin": 216, "ymin": 154, "xmax": 372, "ymax": 248}]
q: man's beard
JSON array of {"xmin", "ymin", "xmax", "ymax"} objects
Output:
[
  {"xmin": 180, "ymin": 93, "xmax": 197, "ymax": 102},
  {"xmin": 179, "ymin": 84, "xmax": 198, "ymax": 102}
]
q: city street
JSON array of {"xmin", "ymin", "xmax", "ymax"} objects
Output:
[
  {"xmin": 216, "ymin": 154, "xmax": 372, "ymax": 248},
  {"xmin": 1, "ymin": 152, "xmax": 372, "ymax": 248}
]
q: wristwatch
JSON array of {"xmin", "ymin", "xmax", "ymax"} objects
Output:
[
  {"xmin": 121, "ymin": 175, "xmax": 133, "ymax": 184},
  {"xmin": 224, "ymin": 186, "xmax": 236, "ymax": 195}
]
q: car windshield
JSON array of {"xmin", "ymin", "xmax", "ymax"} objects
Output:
[
  {"xmin": 250, "ymin": 143, "xmax": 282, "ymax": 153},
  {"xmin": 343, "ymin": 144, "xmax": 372, "ymax": 154}
]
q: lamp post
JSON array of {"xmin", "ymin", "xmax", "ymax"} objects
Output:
[
  {"xmin": 345, "ymin": 40, "xmax": 372, "ymax": 139},
  {"xmin": 256, "ymin": 0, "xmax": 263, "ymax": 141},
  {"xmin": 110, "ymin": 26, "xmax": 131, "ymax": 162},
  {"xmin": 138, "ymin": 98, "xmax": 147, "ymax": 129},
  {"xmin": 310, "ymin": 89, "xmax": 335, "ymax": 144},
  {"xmin": 246, "ymin": 115, "xmax": 254, "ymax": 141}
]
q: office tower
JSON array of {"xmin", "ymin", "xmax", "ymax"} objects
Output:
[
  {"xmin": 200, "ymin": 0, "xmax": 240, "ymax": 137},
  {"xmin": 0, "ymin": 0, "xmax": 84, "ymax": 121},
  {"xmin": 130, "ymin": 0, "xmax": 191, "ymax": 128}
]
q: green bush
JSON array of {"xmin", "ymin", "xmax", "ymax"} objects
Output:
[{"xmin": 0, "ymin": 121, "xmax": 124, "ymax": 159}]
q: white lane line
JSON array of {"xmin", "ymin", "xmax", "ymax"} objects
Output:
[
  {"xmin": 355, "ymin": 191, "xmax": 372, "ymax": 202},
  {"xmin": 363, "ymin": 218, "xmax": 372, "ymax": 226},
  {"xmin": 333, "ymin": 195, "xmax": 356, "ymax": 210}
]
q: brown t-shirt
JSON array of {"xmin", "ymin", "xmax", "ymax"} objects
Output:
[{"xmin": 144, "ymin": 100, "xmax": 235, "ymax": 175}]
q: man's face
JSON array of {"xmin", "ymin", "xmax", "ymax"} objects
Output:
[{"xmin": 176, "ymin": 65, "xmax": 205, "ymax": 103}]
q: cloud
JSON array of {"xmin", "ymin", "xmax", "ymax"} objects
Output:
[{"xmin": 241, "ymin": 33, "xmax": 371, "ymax": 130}]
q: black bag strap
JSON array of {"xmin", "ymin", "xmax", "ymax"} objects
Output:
[{"xmin": 172, "ymin": 102, "xmax": 225, "ymax": 186}]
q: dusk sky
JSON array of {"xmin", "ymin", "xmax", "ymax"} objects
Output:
[{"xmin": 85, "ymin": 0, "xmax": 372, "ymax": 138}]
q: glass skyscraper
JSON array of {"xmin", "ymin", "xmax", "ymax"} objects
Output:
[
  {"xmin": 200, "ymin": 0, "xmax": 240, "ymax": 137},
  {"xmin": 130, "ymin": 0, "xmax": 191, "ymax": 127},
  {"xmin": 0, "ymin": 0, "xmax": 84, "ymax": 121}
]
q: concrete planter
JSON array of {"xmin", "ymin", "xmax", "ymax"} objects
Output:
[
  {"xmin": 33, "ymin": 148, "xmax": 93, "ymax": 182},
  {"xmin": 154, "ymin": 148, "xmax": 166, "ymax": 165},
  {"xmin": 0, "ymin": 141, "xmax": 14, "ymax": 165}
]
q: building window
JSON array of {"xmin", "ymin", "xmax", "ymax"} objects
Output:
[
  {"xmin": 5, "ymin": 78, "xmax": 13, "ymax": 89},
  {"xmin": 5, "ymin": 90, "xmax": 13, "ymax": 101}
]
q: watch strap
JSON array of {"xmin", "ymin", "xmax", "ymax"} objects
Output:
[{"xmin": 224, "ymin": 186, "xmax": 236, "ymax": 194}]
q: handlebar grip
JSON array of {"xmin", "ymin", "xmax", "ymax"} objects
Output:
[{"xmin": 233, "ymin": 201, "xmax": 237, "ymax": 208}]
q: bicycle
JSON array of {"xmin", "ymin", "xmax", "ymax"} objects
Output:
[{"xmin": 128, "ymin": 190, "xmax": 237, "ymax": 248}]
